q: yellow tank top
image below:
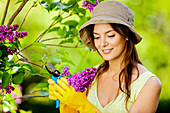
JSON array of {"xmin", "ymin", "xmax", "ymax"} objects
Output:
[{"xmin": 87, "ymin": 71, "xmax": 156, "ymax": 113}]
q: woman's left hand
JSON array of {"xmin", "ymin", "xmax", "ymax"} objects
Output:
[
  {"xmin": 49, "ymin": 77, "xmax": 87, "ymax": 109},
  {"xmin": 48, "ymin": 77, "xmax": 101, "ymax": 113}
]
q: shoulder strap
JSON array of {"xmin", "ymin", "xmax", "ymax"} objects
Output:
[{"xmin": 131, "ymin": 71, "xmax": 156, "ymax": 100}]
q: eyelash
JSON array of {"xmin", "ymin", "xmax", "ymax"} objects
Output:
[
  {"xmin": 94, "ymin": 37, "xmax": 100, "ymax": 39},
  {"xmin": 93, "ymin": 35, "xmax": 115, "ymax": 39},
  {"xmin": 107, "ymin": 35, "xmax": 115, "ymax": 38}
]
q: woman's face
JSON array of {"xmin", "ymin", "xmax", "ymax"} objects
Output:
[{"xmin": 93, "ymin": 23, "xmax": 127, "ymax": 61}]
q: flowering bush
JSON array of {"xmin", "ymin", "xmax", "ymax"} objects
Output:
[{"xmin": 0, "ymin": 0, "xmax": 102, "ymax": 112}]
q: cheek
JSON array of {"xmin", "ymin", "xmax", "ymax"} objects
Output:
[{"xmin": 94, "ymin": 40, "xmax": 99, "ymax": 48}]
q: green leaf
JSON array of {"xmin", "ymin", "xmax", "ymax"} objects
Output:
[
  {"xmin": 36, "ymin": 82, "xmax": 48, "ymax": 89},
  {"xmin": 51, "ymin": 15, "xmax": 62, "ymax": 21},
  {"xmin": 47, "ymin": 27, "xmax": 60, "ymax": 33},
  {"xmin": 78, "ymin": 16, "xmax": 88, "ymax": 29},
  {"xmin": 0, "ymin": 50, "xmax": 2, "ymax": 57},
  {"xmin": 59, "ymin": 38, "xmax": 73, "ymax": 45},
  {"xmin": 15, "ymin": 0, "xmax": 23, "ymax": 4},
  {"xmin": 11, "ymin": 41, "xmax": 21, "ymax": 52},
  {"xmin": 39, "ymin": 90, "xmax": 49, "ymax": 95},
  {"xmin": 40, "ymin": 1, "xmax": 51, "ymax": 12},
  {"xmin": 12, "ymin": 69, "xmax": 25, "ymax": 85},
  {"xmin": 21, "ymin": 64, "xmax": 37, "ymax": 75},
  {"xmin": 39, "ymin": 68, "xmax": 51, "ymax": 78},
  {"xmin": 57, "ymin": 26, "xmax": 66, "ymax": 36},
  {"xmin": 44, "ymin": 0, "xmax": 53, "ymax": 4},
  {"xmin": 30, "ymin": 53, "xmax": 43, "ymax": 61},
  {"xmin": 32, "ymin": 42, "xmax": 47, "ymax": 48},
  {"xmin": 51, "ymin": 54, "xmax": 62, "ymax": 64},
  {"xmin": 42, "ymin": 54, "xmax": 48, "ymax": 60},
  {"xmin": 60, "ymin": 57, "xmax": 75, "ymax": 65},
  {"xmin": 56, "ymin": 2, "xmax": 72, "ymax": 11},
  {"xmin": 65, "ymin": 30, "xmax": 71, "ymax": 38},
  {"xmin": 63, "ymin": 20, "xmax": 79, "ymax": 29},
  {"xmin": 2, "ymin": 72, "xmax": 11, "ymax": 88}
]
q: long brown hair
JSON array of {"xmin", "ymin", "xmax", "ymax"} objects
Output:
[{"xmin": 87, "ymin": 23, "xmax": 142, "ymax": 111}]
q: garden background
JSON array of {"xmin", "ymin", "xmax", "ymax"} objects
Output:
[{"xmin": 0, "ymin": 0, "xmax": 170, "ymax": 112}]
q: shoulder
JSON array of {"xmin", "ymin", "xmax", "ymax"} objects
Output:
[{"xmin": 143, "ymin": 74, "xmax": 162, "ymax": 93}]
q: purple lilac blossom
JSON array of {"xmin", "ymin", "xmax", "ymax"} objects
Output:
[
  {"xmin": 66, "ymin": 67, "xmax": 97, "ymax": 92},
  {"xmin": 82, "ymin": 0, "xmax": 99, "ymax": 12},
  {"xmin": 0, "ymin": 24, "xmax": 28, "ymax": 55},
  {"xmin": 61, "ymin": 66, "xmax": 70, "ymax": 76},
  {"xmin": 3, "ymin": 84, "xmax": 15, "ymax": 94}
]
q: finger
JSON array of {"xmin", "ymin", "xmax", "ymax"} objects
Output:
[
  {"xmin": 49, "ymin": 89, "xmax": 56, "ymax": 95},
  {"xmin": 49, "ymin": 84, "xmax": 57, "ymax": 91},
  {"xmin": 53, "ymin": 91, "xmax": 64, "ymax": 101},
  {"xmin": 48, "ymin": 79, "xmax": 56, "ymax": 85},
  {"xmin": 49, "ymin": 95, "xmax": 58, "ymax": 100},
  {"xmin": 54, "ymin": 84, "xmax": 65, "ymax": 96},
  {"xmin": 57, "ymin": 79, "xmax": 70, "ymax": 91},
  {"xmin": 60, "ymin": 77, "xmax": 69, "ymax": 85}
]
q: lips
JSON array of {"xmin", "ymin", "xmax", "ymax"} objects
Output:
[{"xmin": 102, "ymin": 48, "xmax": 113, "ymax": 54}]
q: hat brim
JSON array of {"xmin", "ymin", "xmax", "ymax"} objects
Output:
[{"xmin": 79, "ymin": 16, "xmax": 142, "ymax": 50}]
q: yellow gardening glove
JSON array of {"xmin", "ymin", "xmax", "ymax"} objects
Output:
[
  {"xmin": 49, "ymin": 77, "xmax": 101, "ymax": 113},
  {"xmin": 48, "ymin": 79, "xmax": 78, "ymax": 113}
]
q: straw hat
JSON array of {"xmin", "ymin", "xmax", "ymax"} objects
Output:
[{"xmin": 78, "ymin": 1, "xmax": 142, "ymax": 50}]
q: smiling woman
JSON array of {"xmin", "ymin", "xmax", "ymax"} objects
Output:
[{"xmin": 48, "ymin": 1, "xmax": 162, "ymax": 113}]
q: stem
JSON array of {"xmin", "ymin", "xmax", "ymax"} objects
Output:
[
  {"xmin": 21, "ymin": 95, "xmax": 48, "ymax": 99},
  {"xmin": 18, "ymin": 0, "xmax": 38, "ymax": 31},
  {"xmin": 34, "ymin": 14, "xmax": 62, "ymax": 42},
  {"xmin": 18, "ymin": 53, "xmax": 28, "ymax": 61},
  {"xmin": 7, "ymin": 0, "xmax": 29, "ymax": 26},
  {"xmin": 19, "ymin": 58, "xmax": 45, "ymax": 69},
  {"xmin": 40, "ymin": 37, "xmax": 65, "ymax": 42},
  {"xmin": 1, "ymin": 0, "xmax": 10, "ymax": 26},
  {"xmin": 46, "ymin": 44, "xmax": 85, "ymax": 48},
  {"xmin": 21, "ymin": 44, "xmax": 32, "ymax": 52}
]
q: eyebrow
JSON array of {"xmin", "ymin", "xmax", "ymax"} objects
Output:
[{"xmin": 93, "ymin": 30, "xmax": 115, "ymax": 35}]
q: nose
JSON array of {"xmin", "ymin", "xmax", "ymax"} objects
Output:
[{"xmin": 100, "ymin": 37, "xmax": 108, "ymax": 47}]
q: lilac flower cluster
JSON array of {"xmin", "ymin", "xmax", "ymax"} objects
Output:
[
  {"xmin": 0, "ymin": 24, "xmax": 28, "ymax": 55},
  {"xmin": 82, "ymin": 0, "xmax": 99, "ymax": 12},
  {"xmin": 61, "ymin": 67, "xmax": 70, "ymax": 76},
  {"xmin": 0, "ymin": 24, "xmax": 27, "ymax": 43},
  {"xmin": 0, "ymin": 84, "xmax": 15, "ymax": 94},
  {"xmin": 66, "ymin": 67, "xmax": 97, "ymax": 92}
]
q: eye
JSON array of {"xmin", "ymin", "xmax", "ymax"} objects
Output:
[
  {"xmin": 93, "ymin": 36, "xmax": 100, "ymax": 39},
  {"xmin": 107, "ymin": 34, "xmax": 115, "ymax": 38}
]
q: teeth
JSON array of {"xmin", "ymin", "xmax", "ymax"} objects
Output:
[{"xmin": 103, "ymin": 50, "xmax": 111, "ymax": 52}]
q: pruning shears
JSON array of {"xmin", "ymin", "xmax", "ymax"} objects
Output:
[{"xmin": 45, "ymin": 62, "xmax": 61, "ymax": 108}]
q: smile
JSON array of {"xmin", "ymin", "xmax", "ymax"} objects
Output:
[{"xmin": 102, "ymin": 48, "xmax": 113, "ymax": 54}]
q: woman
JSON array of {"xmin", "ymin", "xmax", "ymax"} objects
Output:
[{"xmin": 48, "ymin": 1, "xmax": 161, "ymax": 113}]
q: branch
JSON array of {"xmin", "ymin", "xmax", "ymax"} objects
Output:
[
  {"xmin": 7, "ymin": 0, "xmax": 29, "ymax": 26},
  {"xmin": 34, "ymin": 14, "xmax": 62, "ymax": 42},
  {"xmin": 19, "ymin": 58, "xmax": 45, "ymax": 69},
  {"xmin": 18, "ymin": 0, "xmax": 38, "ymax": 31},
  {"xmin": 46, "ymin": 44, "xmax": 85, "ymax": 48},
  {"xmin": 1, "ymin": 0, "xmax": 10, "ymax": 26},
  {"xmin": 21, "ymin": 95, "xmax": 48, "ymax": 99},
  {"xmin": 21, "ymin": 44, "xmax": 32, "ymax": 52},
  {"xmin": 40, "ymin": 37, "xmax": 65, "ymax": 42}
]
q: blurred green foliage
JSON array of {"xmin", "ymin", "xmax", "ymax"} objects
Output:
[{"xmin": 0, "ymin": 0, "xmax": 170, "ymax": 112}]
